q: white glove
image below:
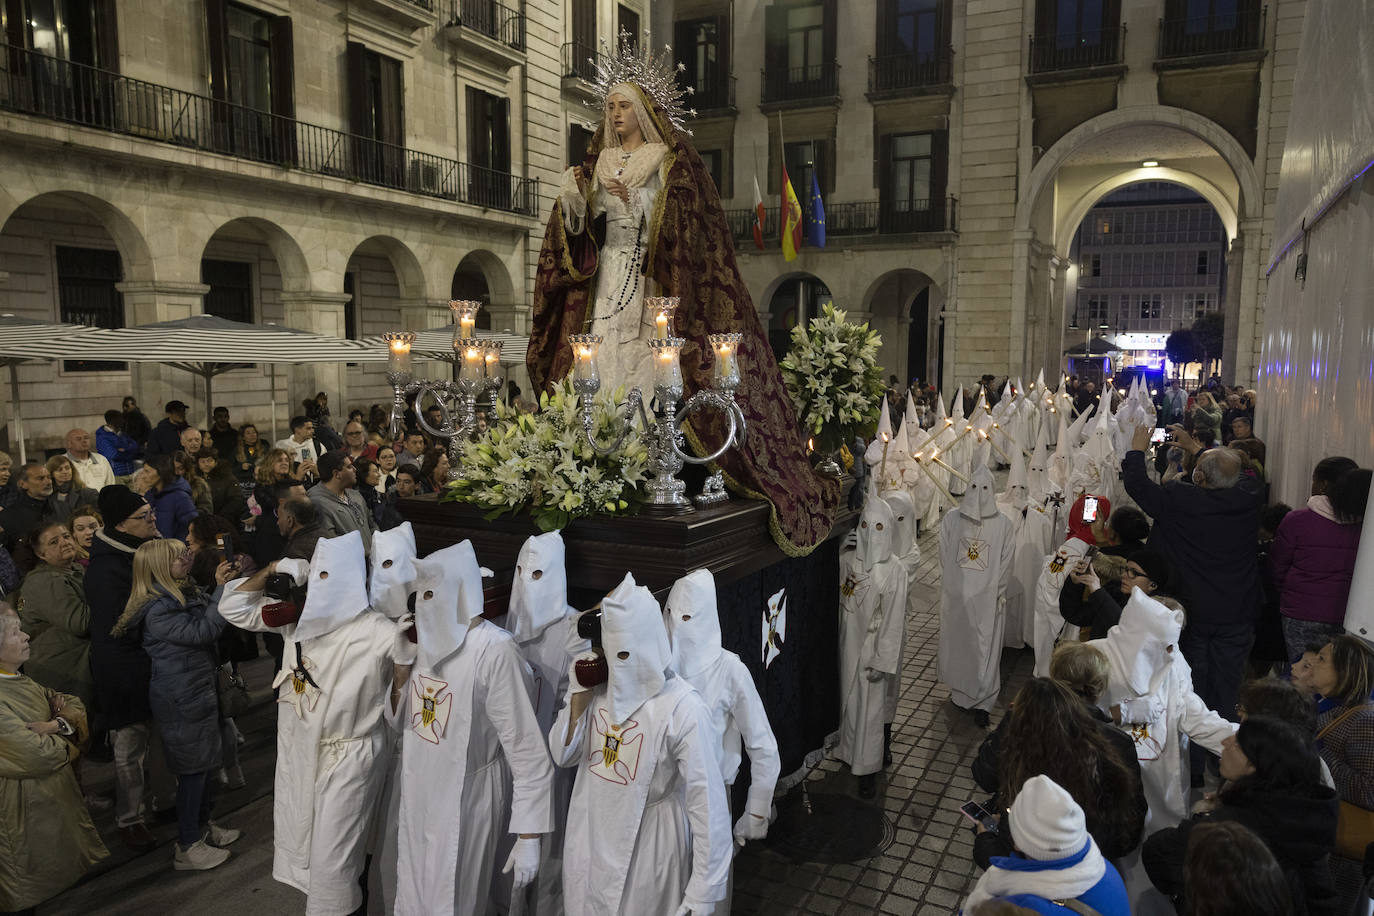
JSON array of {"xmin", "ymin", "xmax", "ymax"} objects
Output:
[
  {"xmin": 392, "ymin": 612, "xmax": 417, "ymax": 665},
  {"xmin": 1117, "ymin": 694, "xmax": 1166, "ymax": 725},
  {"xmin": 733, "ymin": 808, "xmax": 770, "ymax": 845},
  {"xmin": 501, "ymin": 836, "xmax": 540, "ymax": 889},
  {"xmin": 275, "ymin": 558, "xmax": 308, "ymax": 586},
  {"xmin": 865, "ymin": 667, "xmax": 885, "ymax": 683},
  {"xmin": 673, "ymin": 898, "xmax": 711, "ymax": 916}
]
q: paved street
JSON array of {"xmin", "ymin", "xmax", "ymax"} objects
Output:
[{"xmin": 43, "ymin": 517, "xmax": 1036, "ymax": 916}]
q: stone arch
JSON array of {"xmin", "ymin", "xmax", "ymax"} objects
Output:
[
  {"xmin": 1055, "ymin": 168, "xmax": 1239, "ymax": 258},
  {"xmin": 0, "ymin": 189, "xmax": 155, "ymax": 283},
  {"xmin": 194, "ymin": 216, "xmax": 311, "ymax": 293},
  {"xmin": 449, "ymin": 249, "xmax": 515, "ymax": 306},
  {"xmin": 859, "ymin": 267, "xmax": 942, "ymax": 318},
  {"xmin": 859, "ymin": 268, "xmax": 946, "ymax": 388},
  {"xmin": 346, "ymin": 235, "xmax": 427, "ymax": 301},
  {"xmin": 1016, "ymin": 106, "xmax": 1264, "ymax": 235}
]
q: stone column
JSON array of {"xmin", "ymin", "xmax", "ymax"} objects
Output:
[
  {"xmin": 280, "ymin": 290, "xmax": 354, "ymax": 415},
  {"xmin": 116, "ymin": 281, "xmax": 209, "ymax": 423},
  {"xmin": 1223, "ymin": 221, "xmax": 1262, "ymax": 386}
]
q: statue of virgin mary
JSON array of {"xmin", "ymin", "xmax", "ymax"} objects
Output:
[{"xmin": 527, "ymin": 38, "xmax": 840, "ymax": 556}]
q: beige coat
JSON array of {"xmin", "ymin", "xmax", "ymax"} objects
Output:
[{"xmin": 0, "ymin": 675, "xmax": 108, "ymax": 910}]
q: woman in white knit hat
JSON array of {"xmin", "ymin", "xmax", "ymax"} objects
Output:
[{"xmin": 962, "ymin": 774, "xmax": 1130, "ymax": 916}]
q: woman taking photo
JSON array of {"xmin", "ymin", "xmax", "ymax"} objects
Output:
[
  {"xmin": 111, "ymin": 539, "xmax": 240, "ymax": 871},
  {"xmin": 233, "ymin": 424, "xmax": 265, "ymax": 485},
  {"xmin": 1142, "ymin": 716, "xmax": 1338, "ymax": 915},
  {"xmin": 16, "ymin": 523, "xmax": 94, "ymax": 709},
  {"xmin": 143, "ymin": 455, "xmax": 198, "ymax": 541},
  {"xmin": 68, "ymin": 507, "xmax": 100, "ymax": 569},
  {"xmin": 1190, "ymin": 391, "xmax": 1223, "ymax": 446},
  {"xmin": 971, "ymin": 677, "xmax": 1146, "ymax": 868},
  {"xmin": 46, "ymin": 455, "xmax": 98, "ymax": 517}
]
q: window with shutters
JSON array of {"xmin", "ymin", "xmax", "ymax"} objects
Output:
[
  {"xmin": 347, "ymin": 42, "xmax": 404, "ymax": 187},
  {"xmin": 56, "ymin": 245, "xmax": 126, "ymax": 373},
  {"xmin": 618, "ymin": 5, "xmax": 640, "ymax": 51},
  {"xmin": 7, "ymin": 0, "xmax": 120, "ymax": 125},
  {"xmin": 207, "ymin": 0, "xmax": 294, "ymax": 163},
  {"xmin": 466, "ymin": 86, "xmax": 511, "ymax": 208},
  {"xmin": 880, "ymin": 130, "xmax": 948, "ymax": 232},
  {"xmin": 762, "ymin": 0, "xmax": 837, "ymax": 104},
  {"xmin": 675, "ymin": 17, "xmax": 729, "ymax": 110}
]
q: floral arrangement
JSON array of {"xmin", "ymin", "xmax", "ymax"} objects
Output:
[
  {"xmin": 779, "ymin": 302, "xmax": 886, "ymax": 455},
  {"xmin": 443, "ymin": 379, "xmax": 649, "ymax": 531}
]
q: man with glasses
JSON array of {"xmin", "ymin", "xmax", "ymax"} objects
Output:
[
  {"xmin": 340, "ymin": 420, "xmax": 377, "ymax": 463},
  {"xmin": 1061, "ymin": 550, "xmax": 1175, "ymax": 639},
  {"xmin": 86, "ymin": 485, "xmax": 172, "ymax": 853}
]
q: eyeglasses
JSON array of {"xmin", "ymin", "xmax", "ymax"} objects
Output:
[
  {"xmin": 130, "ymin": 509, "xmax": 155, "ymax": 522},
  {"xmin": 1123, "ymin": 567, "xmax": 1148, "ymax": 578}
]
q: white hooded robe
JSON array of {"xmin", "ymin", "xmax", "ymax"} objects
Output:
[{"xmin": 938, "ymin": 466, "xmax": 1015, "ymax": 712}]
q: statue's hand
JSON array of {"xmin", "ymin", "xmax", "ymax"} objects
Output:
[{"xmin": 604, "ymin": 177, "xmax": 632, "ymax": 207}]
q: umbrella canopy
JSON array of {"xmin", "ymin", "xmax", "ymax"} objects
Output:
[
  {"xmin": 1063, "ymin": 336, "xmax": 1119, "ymax": 356},
  {"xmin": 76, "ymin": 315, "xmax": 391, "ymax": 430},
  {"xmin": 0, "ymin": 314, "xmax": 103, "ymax": 462}
]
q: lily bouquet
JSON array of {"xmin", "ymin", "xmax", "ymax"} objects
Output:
[
  {"xmin": 443, "ymin": 379, "xmax": 649, "ymax": 531},
  {"xmin": 779, "ymin": 302, "xmax": 886, "ymax": 455}
]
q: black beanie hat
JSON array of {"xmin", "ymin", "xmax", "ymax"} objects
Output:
[
  {"xmin": 98, "ymin": 485, "xmax": 147, "ymax": 529},
  {"xmin": 1131, "ymin": 549, "xmax": 1173, "ymax": 594}
]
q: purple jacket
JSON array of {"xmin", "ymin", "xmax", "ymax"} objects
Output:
[{"xmin": 1270, "ymin": 502, "xmax": 1362, "ymax": 624}]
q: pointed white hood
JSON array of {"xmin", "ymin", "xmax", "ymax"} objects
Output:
[
  {"xmin": 951, "ymin": 387, "xmax": 965, "ymax": 422},
  {"xmin": 1027, "ymin": 425, "xmax": 1053, "ymax": 505},
  {"xmin": 293, "ymin": 531, "xmax": 370, "ymax": 643},
  {"xmin": 865, "ymin": 398, "xmax": 895, "ymax": 468},
  {"xmin": 936, "ymin": 389, "xmax": 949, "ymax": 422},
  {"xmin": 961, "ymin": 465, "xmax": 1000, "ymax": 520},
  {"xmin": 664, "ymin": 568, "xmax": 723, "ymax": 680},
  {"xmin": 413, "ymin": 539, "xmax": 485, "ymax": 670},
  {"xmin": 856, "ymin": 494, "xmax": 896, "ymax": 571},
  {"xmin": 879, "ymin": 486, "xmax": 917, "ymax": 558},
  {"xmin": 601, "ymin": 572, "xmax": 672, "ymax": 725},
  {"xmin": 368, "ymin": 522, "xmax": 417, "ymax": 619},
  {"xmin": 508, "ymin": 530, "xmax": 572, "ymax": 642},
  {"xmin": 1034, "ymin": 368, "xmax": 1047, "ymax": 392},
  {"xmin": 1101, "ymin": 588, "xmax": 1186, "ymax": 697},
  {"xmin": 904, "ymin": 392, "xmax": 920, "ymax": 435},
  {"xmin": 1001, "ymin": 449, "xmax": 1029, "ymax": 510}
]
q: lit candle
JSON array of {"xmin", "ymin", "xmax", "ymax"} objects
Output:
[
  {"xmin": 484, "ymin": 343, "xmax": 501, "ymax": 378},
  {"xmin": 652, "ymin": 340, "xmax": 683, "ymax": 392},
  {"xmin": 708, "ymin": 333, "xmax": 742, "ymax": 388},
  {"xmin": 460, "ymin": 345, "xmax": 484, "ymax": 381},
  {"xmin": 384, "ymin": 332, "xmax": 413, "ymax": 377},
  {"xmin": 569, "ymin": 334, "xmax": 602, "ymax": 385},
  {"xmin": 655, "ymin": 310, "xmax": 669, "ymax": 337},
  {"xmin": 807, "ymin": 437, "xmax": 815, "ymax": 454},
  {"xmin": 450, "ymin": 300, "xmax": 480, "ymax": 340}
]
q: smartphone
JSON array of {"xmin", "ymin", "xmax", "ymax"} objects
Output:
[
  {"xmin": 960, "ymin": 800, "xmax": 1000, "ymax": 833},
  {"xmin": 1082, "ymin": 496, "xmax": 1100, "ymax": 524},
  {"xmin": 215, "ymin": 533, "xmax": 234, "ymax": 562},
  {"xmin": 1084, "ymin": 544, "xmax": 1100, "ymax": 563},
  {"xmin": 1150, "ymin": 427, "xmax": 1167, "ymax": 444}
]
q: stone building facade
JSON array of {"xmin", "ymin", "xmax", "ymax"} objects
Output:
[
  {"xmin": 0, "ymin": 0, "xmax": 648, "ymax": 451},
  {"xmin": 651, "ymin": 0, "xmax": 1304, "ymax": 394}
]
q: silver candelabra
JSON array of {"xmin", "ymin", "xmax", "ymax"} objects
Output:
[
  {"xmin": 384, "ymin": 301, "xmax": 502, "ymax": 482},
  {"xmin": 568, "ymin": 299, "xmax": 747, "ymax": 511}
]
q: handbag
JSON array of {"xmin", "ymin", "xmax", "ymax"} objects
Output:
[
  {"xmin": 216, "ymin": 663, "xmax": 252, "ymax": 719},
  {"xmin": 1318, "ymin": 703, "xmax": 1374, "ymax": 859}
]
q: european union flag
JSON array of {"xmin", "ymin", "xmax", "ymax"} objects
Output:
[{"xmin": 807, "ymin": 170, "xmax": 826, "ymax": 248}]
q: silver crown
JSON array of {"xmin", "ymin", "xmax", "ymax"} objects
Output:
[{"xmin": 590, "ymin": 29, "xmax": 696, "ymax": 136}]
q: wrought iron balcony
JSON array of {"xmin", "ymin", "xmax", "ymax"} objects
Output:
[
  {"xmin": 562, "ymin": 40, "xmax": 601, "ymax": 83},
  {"xmin": 1029, "ymin": 25, "xmax": 1126, "ymax": 74},
  {"xmin": 0, "ymin": 44, "xmax": 538, "ymax": 215},
  {"xmin": 725, "ymin": 197, "xmax": 956, "ymax": 246},
  {"xmin": 442, "ymin": 0, "xmax": 525, "ymax": 50},
  {"xmin": 691, "ymin": 73, "xmax": 736, "ymax": 113},
  {"xmin": 1158, "ymin": 6, "xmax": 1265, "ymax": 60},
  {"xmin": 760, "ymin": 61, "xmax": 839, "ymax": 105},
  {"xmin": 868, "ymin": 47, "xmax": 954, "ymax": 94}
]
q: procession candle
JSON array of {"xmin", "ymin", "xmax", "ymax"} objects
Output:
[
  {"xmin": 645, "ymin": 296, "xmax": 678, "ymax": 338},
  {"xmin": 385, "ymin": 332, "xmax": 413, "ymax": 377},
  {"xmin": 450, "ymin": 300, "xmax": 481, "ymax": 339},
  {"xmin": 569, "ymin": 335, "xmax": 602, "ymax": 385},
  {"xmin": 652, "ymin": 339, "xmax": 683, "ymax": 392},
  {"xmin": 655, "ymin": 311, "xmax": 669, "ymax": 337},
  {"xmin": 879, "ymin": 431, "xmax": 890, "ymax": 484},
  {"xmin": 459, "ymin": 344, "xmax": 485, "ymax": 381},
  {"xmin": 484, "ymin": 343, "xmax": 502, "ymax": 378},
  {"xmin": 708, "ymin": 333, "xmax": 742, "ymax": 388}
]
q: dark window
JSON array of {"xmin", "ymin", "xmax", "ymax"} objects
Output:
[
  {"xmin": 1091, "ymin": 255, "xmax": 1102, "ymax": 277},
  {"xmin": 207, "ymin": 0, "xmax": 294, "ymax": 161},
  {"xmin": 568, "ymin": 122, "xmax": 595, "ymax": 167},
  {"xmin": 56, "ymin": 245, "xmax": 125, "ymax": 372},
  {"xmin": 347, "ymin": 42, "xmax": 404, "ymax": 186},
  {"xmin": 1196, "ymin": 250, "xmax": 1209, "ymax": 275},
  {"xmin": 1185, "ymin": 0, "xmax": 1239, "ymax": 31},
  {"xmin": 1086, "ymin": 295, "xmax": 1110, "ymax": 324},
  {"xmin": 763, "ymin": 0, "xmax": 837, "ymax": 103},
  {"xmin": 699, "ymin": 149, "xmax": 724, "ymax": 196},
  {"xmin": 570, "ymin": 0, "xmax": 596, "ymax": 75},
  {"xmin": 674, "ymin": 17, "xmax": 728, "ymax": 108},
  {"xmin": 343, "ymin": 272, "xmax": 358, "ymax": 341},
  {"xmin": 787, "ymin": 3, "xmax": 824, "ymax": 74},
  {"xmin": 466, "ymin": 86, "xmax": 511, "ymax": 208},
  {"xmin": 18, "ymin": 0, "xmax": 104, "ymax": 65},
  {"xmin": 889, "ymin": 0, "xmax": 939, "ymax": 59},
  {"xmin": 618, "ymin": 4, "xmax": 639, "ymax": 50},
  {"xmin": 888, "ymin": 132, "xmax": 932, "ymax": 210},
  {"xmin": 878, "ymin": 130, "xmax": 947, "ymax": 231},
  {"xmin": 201, "ymin": 259, "xmax": 254, "ymax": 324},
  {"xmin": 784, "ymin": 140, "xmax": 825, "ymax": 206},
  {"xmin": 226, "ymin": 4, "xmax": 272, "ymax": 111},
  {"xmin": 1031, "ymin": 0, "xmax": 1121, "ymax": 71}
]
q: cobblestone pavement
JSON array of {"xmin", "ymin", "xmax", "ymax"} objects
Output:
[{"xmin": 731, "ymin": 520, "xmax": 1036, "ymax": 916}]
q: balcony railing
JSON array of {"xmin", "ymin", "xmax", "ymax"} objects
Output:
[
  {"xmin": 868, "ymin": 48, "xmax": 954, "ymax": 93},
  {"xmin": 562, "ymin": 40, "xmax": 600, "ymax": 83},
  {"xmin": 400, "ymin": 0, "xmax": 435, "ymax": 8},
  {"xmin": 442, "ymin": 0, "xmax": 525, "ymax": 50},
  {"xmin": 0, "ymin": 44, "xmax": 538, "ymax": 215},
  {"xmin": 725, "ymin": 197, "xmax": 956, "ymax": 245},
  {"xmin": 1029, "ymin": 25, "xmax": 1126, "ymax": 74},
  {"xmin": 691, "ymin": 73, "xmax": 736, "ymax": 112},
  {"xmin": 761, "ymin": 61, "xmax": 839, "ymax": 105},
  {"xmin": 1158, "ymin": 6, "xmax": 1265, "ymax": 59}
]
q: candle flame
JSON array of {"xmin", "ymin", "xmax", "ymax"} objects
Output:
[
  {"xmin": 881, "ymin": 432, "xmax": 889, "ymax": 443},
  {"xmin": 389, "ymin": 339, "xmax": 409, "ymax": 353}
]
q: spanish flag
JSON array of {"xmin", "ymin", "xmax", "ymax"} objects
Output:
[{"xmin": 781, "ymin": 166, "xmax": 803, "ymax": 262}]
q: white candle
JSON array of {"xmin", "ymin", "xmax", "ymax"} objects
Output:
[
  {"xmin": 573, "ymin": 343, "xmax": 599, "ymax": 383},
  {"xmin": 653, "ymin": 346, "xmax": 683, "ymax": 391},
  {"xmin": 460, "ymin": 345, "xmax": 483, "ymax": 381},
  {"xmin": 386, "ymin": 334, "xmax": 412, "ymax": 376},
  {"xmin": 655, "ymin": 311, "xmax": 669, "ymax": 337}
]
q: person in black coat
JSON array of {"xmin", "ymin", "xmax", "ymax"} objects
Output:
[
  {"xmin": 85, "ymin": 486, "xmax": 162, "ymax": 853},
  {"xmin": 121, "ymin": 395, "xmax": 153, "ymax": 447},
  {"xmin": 971, "ymin": 677, "xmax": 1146, "ymax": 869},
  {"xmin": 1060, "ymin": 549, "xmax": 1175, "ymax": 639},
  {"xmin": 1143, "ymin": 715, "xmax": 1339, "ymax": 916},
  {"xmin": 147, "ymin": 400, "xmax": 191, "ymax": 458}
]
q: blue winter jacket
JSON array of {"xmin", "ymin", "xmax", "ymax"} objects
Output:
[
  {"xmin": 988, "ymin": 845, "xmax": 1131, "ymax": 916},
  {"xmin": 96, "ymin": 426, "xmax": 142, "ymax": 476},
  {"xmin": 146, "ymin": 478, "xmax": 198, "ymax": 542}
]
